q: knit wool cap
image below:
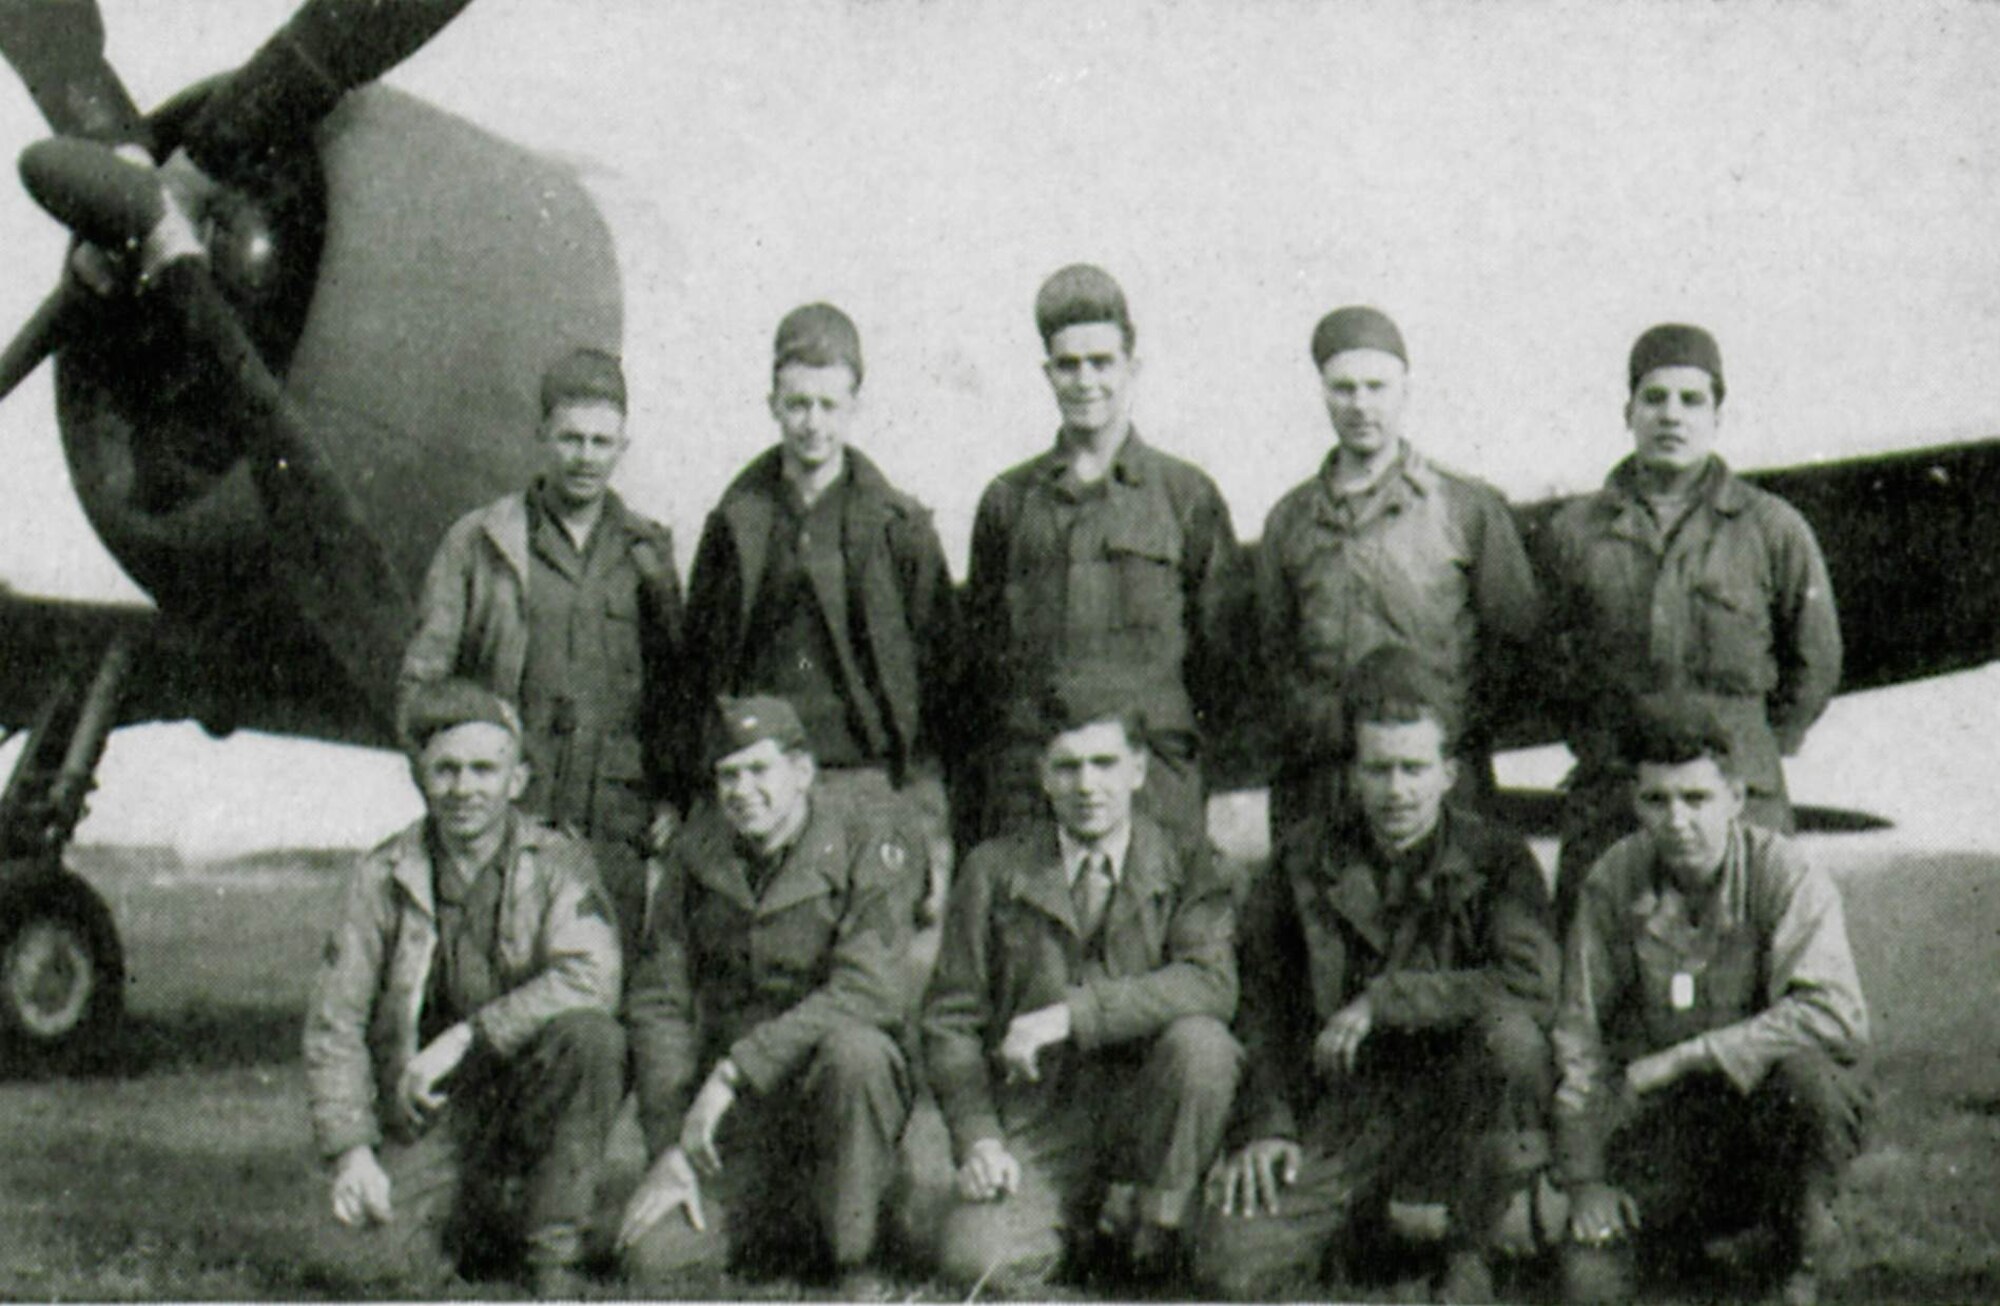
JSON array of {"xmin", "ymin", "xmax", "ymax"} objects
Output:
[
  {"xmin": 712, "ymin": 695, "xmax": 811, "ymax": 761},
  {"xmin": 1034, "ymin": 263, "xmax": 1132, "ymax": 346},
  {"xmin": 539, "ymin": 346, "xmax": 627, "ymax": 416},
  {"xmin": 1628, "ymin": 324, "xmax": 1725, "ymax": 402},
  {"xmin": 403, "ymin": 679, "xmax": 523, "ymax": 752},
  {"xmin": 774, "ymin": 302, "xmax": 864, "ymax": 383},
  {"xmin": 1310, "ymin": 306, "xmax": 1408, "ymax": 369}
]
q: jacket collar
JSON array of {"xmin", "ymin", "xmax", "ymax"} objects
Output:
[
  {"xmin": 1593, "ymin": 454, "xmax": 1748, "ymax": 527},
  {"xmin": 1316, "ymin": 438, "xmax": 1435, "ymax": 500},
  {"xmin": 388, "ymin": 812, "xmax": 550, "ymax": 920},
  {"xmin": 1039, "ymin": 430, "xmax": 1154, "ymax": 489},
  {"xmin": 682, "ymin": 798, "xmax": 848, "ymax": 918},
  {"xmin": 1302, "ymin": 807, "xmax": 1484, "ymax": 954},
  {"xmin": 477, "ymin": 485, "xmax": 647, "ymax": 584},
  {"xmin": 1006, "ymin": 816, "xmax": 1175, "ymax": 940},
  {"xmin": 1636, "ymin": 822, "xmax": 1750, "ymax": 940}
]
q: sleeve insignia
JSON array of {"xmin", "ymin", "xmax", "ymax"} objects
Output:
[{"xmin": 880, "ymin": 841, "xmax": 907, "ymax": 873}]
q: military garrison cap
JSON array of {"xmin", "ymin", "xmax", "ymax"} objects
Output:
[
  {"xmin": 1034, "ymin": 263, "xmax": 1133, "ymax": 347},
  {"xmin": 1310, "ymin": 305, "xmax": 1408, "ymax": 369},
  {"xmin": 712, "ymin": 695, "xmax": 811, "ymax": 761},
  {"xmin": 774, "ymin": 302, "xmax": 864, "ymax": 383},
  {"xmin": 1628, "ymin": 323, "xmax": 1725, "ymax": 403},
  {"xmin": 403, "ymin": 679, "xmax": 523, "ymax": 752},
  {"xmin": 540, "ymin": 346, "xmax": 627, "ymax": 416}
]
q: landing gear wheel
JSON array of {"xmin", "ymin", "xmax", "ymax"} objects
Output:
[{"xmin": 0, "ymin": 870, "xmax": 123, "ymax": 1064}]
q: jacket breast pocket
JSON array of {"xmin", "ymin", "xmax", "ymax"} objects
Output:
[
  {"xmin": 603, "ymin": 585, "xmax": 646, "ymax": 681},
  {"xmin": 1690, "ymin": 579, "xmax": 1773, "ymax": 694},
  {"xmin": 1102, "ymin": 514, "xmax": 1184, "ymax": 635}
]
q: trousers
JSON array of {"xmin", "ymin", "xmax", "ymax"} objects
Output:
[
  {"xmin": 620, "ymin": 1024, "xmax": 912, "ymax": 1285},
  {"xmin": 933, "ymin": 1015, "xmax": 1242, "ymax": 1292},
  {"xmin": 305, "ymin": 1010, "xmax": 625, "ymax": 1292},
  {"xmin": 1193, "ymin": 1006, "xmax": 1552, "ymax": 1300}
]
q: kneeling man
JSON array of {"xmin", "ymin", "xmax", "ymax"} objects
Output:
[
  {"xmin": 1195, "ymin": 646, "xmax": 1559, "ymax": 1302},
  {"xmin": 923, "ymin": 680, "xmax": 1241, "ymax": 1291},
  {"xmin": 1554, "ymin": 702, "xmax": 1869, "ymax": 1306},
  {"xmin": 618, "ymin": 696, "xmax": 918, "ymax": 1291},
  {"xmin": 303, "ymin": 680, "xmax": 625, "ymax": 1295}
]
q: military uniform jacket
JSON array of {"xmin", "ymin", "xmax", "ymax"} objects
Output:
[
  {"xmin": 1257, "ymin": 444, "xmax": 1540, "ymax": 766},
  {"xmin": 963, "ymin": 432, "xmax": 1241, "ymax": 747},
  {"xmin": 685, "ymin": 447, "xmax": 959, "ymax": 779},
  {"xmin": 1537, "ymin": 456, "xmax": 1842, "ymax": 798},
  {"xmin": 400, "ymin": 486, "xmax": 692, "ymax": 806},
  {"xmin": 302, "ymin": 818, "xmax": 621, "ymax": 1161},
  {"xmin": 1552, "ymin": 822, "xmax": 1869, "ymax": 1184},
  {"xmin": 922, "ymin": 815, "xmax": 1239, "ymax": 1159},
  {"xmin": 626, "ymin": 799, "xmax": 917, "ymax": 1156},
  {"xmin": 1233, "ymin": 805, "xmax": 1558, "ymax": 1146}
]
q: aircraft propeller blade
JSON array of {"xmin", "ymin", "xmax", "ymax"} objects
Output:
[
  {"xmin": 0, "ymin": 0, "xmax": 148, "ymax": 147},
  {"xmin": 12, "ymin": 138, "xmax": 410, "ymax": 720},
  {"xmin": 0, "ymin": 283, "xmax": 67, "ymax": 405}
]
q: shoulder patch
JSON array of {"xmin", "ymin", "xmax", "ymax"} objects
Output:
[{"xmin": 880, "ymin": 840, "xmax": 907, "ymax": 874}]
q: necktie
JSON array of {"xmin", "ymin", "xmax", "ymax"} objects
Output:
[{"xmin": 1073, "ymin": 852, "xmax": 1114, "ymax": 941}]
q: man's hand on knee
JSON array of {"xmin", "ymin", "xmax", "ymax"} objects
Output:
[
  {"xmin": 680, "ymin": 1060, "xmax": 740, "ymax": 1178},
  {"xmin": 1566, "ymin": 1180, "xmax": 1639, "ymax": 1247},
  {"xmin": 956, "ymin": 1137, "xmax": 1021, "ymax": 1202},
  {"xmin": 618, "ymin": 1146, "xmax": 707, "ymax": 1250},
  {"xmin": 398, "ymin": 1022, "xmax": 474, "ymax": 1125},
  {"xmin": 330, "ymin": 1145, "xmax": 394, "ymax": 1227},
  {"xmin": 1313, "ymin": 996, "xmax": 1373, "ymax": 1077},
  {"xmin": 1207, "ymin": 1139, "xmax": 1302, "ymax": 1218}
]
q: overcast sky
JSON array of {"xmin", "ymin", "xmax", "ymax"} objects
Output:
[{"xmin": 0, "ymin": 0, "xmax": 1993, "ymax": 854}]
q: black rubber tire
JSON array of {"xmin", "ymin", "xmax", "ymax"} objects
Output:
[{"xmin": 0, "ymin": 869, "xmax": 124, "ymax": 1062}]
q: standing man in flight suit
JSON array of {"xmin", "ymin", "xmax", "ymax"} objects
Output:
[
  {"xmin": 1538, "ymin": 324, "xmax": 1842, "ymax": 929},
  {"xmin": 1257, "ymin": 306, "xmax": 1539, "ymax": 843},
  {"xmin": 959, "ymin": 264, "xmax": 1241, "ymax": 852},
  {"xmin": 686, "ymin": 303, "xmax": 958, "ymax": 920},
  {"xmin": 402, "ymin": 347, "xmax": 687, "ymax": 961}
]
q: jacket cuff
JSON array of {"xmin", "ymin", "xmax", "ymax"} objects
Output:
[
  {"xmin": 726, "ymin": 1030, "xmax": 783, "ymax": 1095},
  {"xmin": 1701, "ymin": 1030, "xmax": 1767, "ymax": 1095},
  {"xmin": 319, "ymin": 1118, "xmax": 381, "ymax": 1165},
  {"xmin": 1553, "ymin": 1110, "xmax": 1606, "ymax": 1186}
]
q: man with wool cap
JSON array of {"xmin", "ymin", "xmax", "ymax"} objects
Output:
[
  {"xmin": 686, "ymin": 302, "xmax": 958, "ymax": 923},
  {"xmin": 1537, "ymin": 323, "xmax": 1841, "ymax": 930},
  {"xmin": 960, "ymin": 263, "xmax": 1242, "ymax": 853},
  {"xmin": 1256, "ymin": 305, "xmax": 1539, "ymax": 842},
  {"xmin": 402, "ymin": 346, "xmax": 689, "ymax": 963},
  {"xmin": 618, "ymin": 694, "xmax": 922, "ymax": 1294},
  {"xmin": 303, "ymin": 679, "xmax": 625, "ymax": 1296}
]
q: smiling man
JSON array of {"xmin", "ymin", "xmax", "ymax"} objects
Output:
[
  {"xmin": 1539, "ymin": 324, "xmax": 1842, "ymax": 931},
  {"xmin": 1193, "ymin": 645, "xmax": 1558, "ymax": 1302},
  {"xmin": 1551, "ymin": 701, "xmax": 1869, "ymax": 1306},
  {"xmin": 303, "ymin": 679, "xmax": 624, "ymax": 1296},
  {"xmin": 1257, "ymin": 306, "xmax": 1539, "ymax": 842},
  {"xmin": 402, "ymin": 347, "xmax": 688, "ymax": 961},
  {"xmin": 959, "ymin": 265, "xmax": 1241, "ymax": 852},
  {"xmin": 685, "ymin": 305, "xmax": 958, "ymax": 921},
  {"xmin": 619, "ymin": 695, "xmax": 919, "ymax": 1295},
  {"xmin": 921, "ymin": 679, "xmax": 1240, "ymax": 1293}
]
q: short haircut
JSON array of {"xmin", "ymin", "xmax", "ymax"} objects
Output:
[
  {"xmin": 540, "ymin": 346, "xmax": 627, "ymax": 417},
  {"xmin": 1618, "ymin": 697, "xmax": 1740, "ymax": 778},
  {"xmin": 1040, "ymin": 674, "xmax": 1149, "ymax": 753},
  {"xmin": 1342, "ymin": 645, "xmax": 1459, "ymax": 756}
]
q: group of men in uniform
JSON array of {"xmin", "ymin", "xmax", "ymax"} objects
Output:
[{"xmin": 302, "ymin": 261, "xmax": 1869, "ymax": 1303}]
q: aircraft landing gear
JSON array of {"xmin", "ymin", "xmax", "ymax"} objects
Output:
[{"xmin": 0, "ymin": 634, "xmax": 132, "ymax": 1061}]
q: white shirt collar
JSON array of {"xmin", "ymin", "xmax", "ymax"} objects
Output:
[{"xmin": 1057, "ymin": 822, "xmax": 1133, "ymax": 887}]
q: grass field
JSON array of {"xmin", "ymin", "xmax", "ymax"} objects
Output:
[{"xmin": 2, "ymin": 838, "xmax": 1999, "ymax": 1300}]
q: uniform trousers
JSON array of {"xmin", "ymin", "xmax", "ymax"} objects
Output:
[
  {"xmin": 621, "ymin": 1024, "xmax": 912, "ymax": 1285},
  {"xmin": 934, "ymin": 1015, "xmax": 1241, "ymax": 1292},
  {"xmin": 1561, "ymin": 1049, "xmax": 1869, "ymax": 1302},
  {"xmin": 306, "ymin": 1010, "xmax": 625, "ymax": 1291},
  {"xmin": 1194, "ymin": 1006, "xmax": 1552, "ymax": 1300}
]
